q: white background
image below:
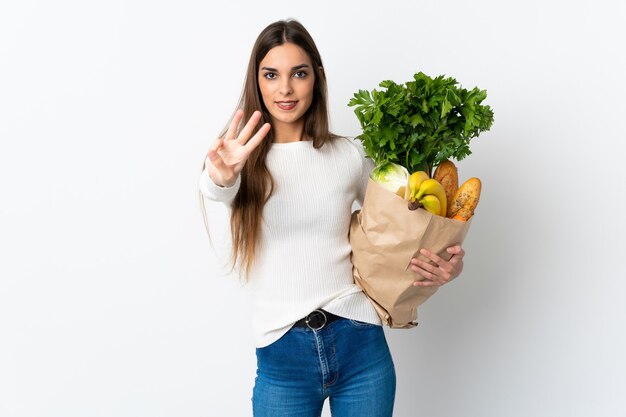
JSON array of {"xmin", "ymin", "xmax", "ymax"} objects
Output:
[{"xmin": 1, "ymin": 0, "xmax": 625, "ymax": 416}]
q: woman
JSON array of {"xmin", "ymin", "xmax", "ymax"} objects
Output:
[{"xmin": 199, "ymin": 19, "xmax": 465, "ymax": 417}]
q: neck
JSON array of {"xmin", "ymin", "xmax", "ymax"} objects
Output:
[{"xmin": 272, "ymin": 119, "xmax": 306, "ymax": 143}]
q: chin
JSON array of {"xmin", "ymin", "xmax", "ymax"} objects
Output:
[{"xmin": 272, "ymin": 113, "xmax": 305, "ymax": 125}]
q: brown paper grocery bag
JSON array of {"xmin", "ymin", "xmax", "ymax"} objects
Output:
[{"xmin": 350, "ymin": 178, "xmax": 472, "ymax": 328}]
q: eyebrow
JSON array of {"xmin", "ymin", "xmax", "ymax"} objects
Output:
[{"xmin": 260, "ymin": 64, "xmax": 310, "ymax": 72}]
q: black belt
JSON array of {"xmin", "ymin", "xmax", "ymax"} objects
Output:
[{"xmin": 293, "ymin": 309, "xmax": 342, "ymax": 330}]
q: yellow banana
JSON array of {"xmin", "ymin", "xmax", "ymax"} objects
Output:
[
  {"xmin": 418, "ymin": 194, "xmax": 441, "ymax": 216},
  {"xmin": 415, "ymin": 179, "xmax": 447, "ymax": 216},
  {"xmin": 405, "ymin": 171, "xmax": 430, "ymax": 202}
]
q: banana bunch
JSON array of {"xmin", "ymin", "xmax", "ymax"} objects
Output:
[
  {"xmin": 404, "ymin": 160, "xmax": 482, "ymax": 222},
  {"xmin": 404, "ymin": 171, "xmax": 447, "ymax": 217}
]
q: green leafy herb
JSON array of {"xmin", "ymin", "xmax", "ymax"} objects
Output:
[{"xmin": 348, "ymin": 72, "xmax": 494, "ymax": 175}]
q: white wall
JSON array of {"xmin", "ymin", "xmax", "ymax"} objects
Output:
[{"xmin": 1, "ymin": 0, "xmax": 625, "ymax": 416}]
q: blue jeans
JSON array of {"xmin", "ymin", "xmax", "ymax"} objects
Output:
[{"xmin": 252, "ymin": 318, "xmax": 396, "ymax": 416}]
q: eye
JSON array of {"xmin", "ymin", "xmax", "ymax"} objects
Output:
[
  {"xmin": 293, "ymin": 71, "xmax": 308, "ymax": 78},
  {"xmin": 263, "ymin": 72, "xmax": 277, "ymax": 80}
]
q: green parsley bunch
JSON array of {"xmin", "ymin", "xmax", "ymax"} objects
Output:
[{"xmin": 348, "ymin": 72, "xmax": 494, "ymax": 175}]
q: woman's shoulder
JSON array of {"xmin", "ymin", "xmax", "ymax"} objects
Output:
[
  {"xmin": 325, "ymin": 136, "xmax": 373, "ymax": 178},
  {"xmin": 328, "ymin": 135, "xmax": 367, "ymax": 158}
]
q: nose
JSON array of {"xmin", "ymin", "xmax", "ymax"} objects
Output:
[{"xmin": 279, "ymin": 77, "xmax": 293, "ymax": 96}]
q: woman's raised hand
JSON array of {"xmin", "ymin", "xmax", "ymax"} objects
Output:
[{"xmin": 206, "ymin": 109, "xmax": 271, "ymax": 187}]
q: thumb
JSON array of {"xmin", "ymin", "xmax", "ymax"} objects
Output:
[{"xmin": 207, "ymin": 138, "xmax": 224, "ymax": 166}]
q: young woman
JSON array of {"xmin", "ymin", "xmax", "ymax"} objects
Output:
[{"xmin": 198, "ymin": 19, "xmax": 465, "ymax": 417}]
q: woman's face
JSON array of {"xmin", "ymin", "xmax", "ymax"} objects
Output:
[{"xmin": 258, "ymin": 42, "xmax": 315, "ymax": 135}]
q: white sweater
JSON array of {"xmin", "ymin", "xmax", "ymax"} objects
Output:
[{"xmin": 198, "ymin": 137, "xmax": 381, "ymax": 347}]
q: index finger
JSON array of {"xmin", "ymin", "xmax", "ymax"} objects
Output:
[{"xmin": 225, "ymin": 109, "xmax": 244, "ymax": 140}]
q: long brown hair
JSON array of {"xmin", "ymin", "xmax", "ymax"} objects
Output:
[{"xmin": 201, "ymin": 19, "xmax": 336, "ymax": 278}]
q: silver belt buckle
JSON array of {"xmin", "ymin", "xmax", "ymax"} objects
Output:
[{"xmin": 305, "ymin": 309, "xmax": 327, "ymax": 331}]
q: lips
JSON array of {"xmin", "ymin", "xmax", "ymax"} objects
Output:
[{"xmin": 276, "ymin": 100, "xmax": 297, "ymax": 111}]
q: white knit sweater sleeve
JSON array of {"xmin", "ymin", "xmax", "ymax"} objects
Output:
[
  {"xmin": 198, "ymin": 157, "xmax": 241, "ymax": 204},
  {"xmin": 346, "ymin": 137, "xmax": 375, "ymax": 206}
]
